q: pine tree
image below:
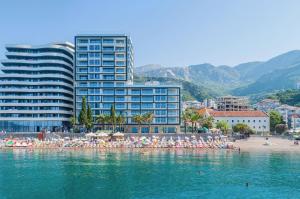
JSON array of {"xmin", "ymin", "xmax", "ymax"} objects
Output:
[
  {"xmin": 110, "ymin": 105, "xmax": 116, "ymax": 133},
  {"xmin": 78, "ymin": 96, "xmax": 87, "ymax": 126},
  {"xmin": 86, "ymin": 104, "xmax": 94, "ymax": 132}
]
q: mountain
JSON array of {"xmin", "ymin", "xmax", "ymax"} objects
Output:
[
  {"xmin": 236, "ymin": 50, "xmax": 300, "ymax": 81},
  {"xmin": 135, "ymin": 50, "xmax": 300, "ymax": 98},
  {"xmin": 135, "ymin": 63, "xmax": 241, "ymax": 87},
  {"xmin": 133, "ymin": 76, "xmax": 218, "ymax": 101},
  {"xmin": 268, "ymin": 89, "xmax": 300, "ymax": 107},
  {"xmin": 233, "ymin": 63, "xmax": 300, "ymax": 95}
]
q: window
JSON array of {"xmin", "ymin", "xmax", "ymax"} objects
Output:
[
  {"xmin": 116, "ymin": 82, "xmax": 125, "ymax": 87},
  {"xmin": 116, "ymin": 103, "xmax": 125, "ymax": 109},
  {"xmin": 141, "ymin": 103, "xmax": 153, "ymax": 109},
  {"xmin": 116, "ymin": 68, "xmax": 125, "ymax": 73},
  {"xmin": 116, "ymin": 53, "xmax": 125, "ymax": 58},
  {"xmin": 115, "ymin": 96, "xmax": 125, "ymax": 102},
  {"xmin": 78, "ymin": 68, "xmax": 87, "ymax": 73},
  {"xmin": 115, "ymin": 89, "xmax": 125, "ymax": 95},
  {"xmin": 103, "ymin": 39, "xmax": 114, "ymax": 44},
  {"xmin": 168, "ymin": 96, "xmax": 178, "ymax": 102},
  {"xmin": 131, "ymin": 89, "xmax": 140, "ymax": 95},
  {"xmin": 79, "ymin": 82, "xmax": 87, "ymax": 87},
  {"xmin": 116, "ymin": 39, "xmax": 125, "ymax": 44},
  {"xmin": 115, "ymin": 47, "xmax": 125, "ymax": 51},
  {"xmin": 77, "ymin": 61, "xmax": 88, "ymax": 66},
  {"xmin": 103, "ymin": 75, "xmax": 114, "ymax": 80},
  {"xmin": 168, "ymin": 88, "xmax": 179, "ymax": 95},
  {"xmin": 168, "ymin": 110, "xmax": 178, "ymax": 116},
  {"xmin": 78, "ymin": 39, "xmax": 88, "ymax": 43},
  {"xmin": 90, "ymin": 39, "xmax": 101, "ymax": 43},
  {"xmin": 116, "ymin": 61, "xmax": 125, "ymax": 66},
  {"xmin": 168, "ymin": 103, "xmax": 177, "ymax": 109},
  {"xmin": 168, "ymin": 117, "xmax": 178, "ymax": 123},
  {"xmin": 103, "ymin": 89, "xmax": 114, "ymax": 95},
  {"xmin": 132, "ymin": 96, "xmax": 140, "ymax": 102},
  {"xmin": 103, "ymin": 68, "xmax": 114, "ymax": 73},
  {"xmin": 89, "ymin": 52, "xmax": 100, "ymax": 58},
  {"xmin": 156, "ymin": 103, "xmax": 167, "ymax": 108},
  {"xmin": 155, "ymin": 117, "xmax": 167, "ymax": 123},
  {"xmin": 89, "ymin": 45, "xmax": 100, "ymax": 51},
  {"xmin": 142, "ymin": 96, "xmax": 153, "ymax": 102},
  {"xmin": 103, "ymin": 54, "xmax": 114, "ymax": 59},
  {"xmin": 155, "ymin": 88, "xmax": 167, "ymax": 94},
  {"xmin": 77, "ymin": 53, "xmax": 87, "ymax": 58},
  {"xmin": 103, "ymin": 103, "xmax": 113, "ymax": 108},
  {"xmin": 131, "ymin": 103, "xmax": 140, "ymax": 109},
  {"xmin": 103, "ymin": 96, "xmax": 114, "ymax": 102},
  {"xmin": 103, "ymin": 82, "xmax": 114, "ymax": 87},
  {"xmin": 103, "ymin": 61, "xmax": 114, "ymax": 66},
  {"xmin": 103, "ymin": 46, "xmax": 114, "ymax": 51},
  {"xmin": 141, "ymin": 89, "xmax": 153, "ymax": 95},
  {"xmin": 116, "ymin": 75, "xmax": 125, "ymax": 80},
  {"xmin": 155, "ymin": 110, "xmax": 166, "ymax": 115},
  {"xmin": 77, "ymin": 46, "xmax": 87, "ymax": 51},
  {"xmin": 155, "ymin": 96, "xmax": 167, "ymax": 101}
]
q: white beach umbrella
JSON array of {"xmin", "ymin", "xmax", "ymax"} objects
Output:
[{"xmin": 113, "ymin": 132, "xmax": 124, "ymax": 137}]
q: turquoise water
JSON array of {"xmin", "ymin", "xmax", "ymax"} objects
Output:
[{"xmin": 0, "ymin": 149, "xmax": 300, "ymax": 199}]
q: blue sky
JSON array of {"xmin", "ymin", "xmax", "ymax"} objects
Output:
[{"xmin": 1, "ymin": 0, "xmax": 300, "ymax": 67}]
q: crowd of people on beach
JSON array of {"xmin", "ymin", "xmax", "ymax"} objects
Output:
[{"xmin": 0, "ymin": 134, "xmax": 234, "ymax": 149}]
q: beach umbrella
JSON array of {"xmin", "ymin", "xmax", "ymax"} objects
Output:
[
  {"xmin": 96, "ymin": 132, "xmax": 109, "ymax": 137},
  {"xmin": 113, "ymin": 132, "xmax": 124, "ymax": 137},
  {"xmin": 86, "ymin": 133, "xmax": 96, "ymax": 137},
  {"xmin": 5, "ymin": 140, "xmax": 14, "ymax": 147}
]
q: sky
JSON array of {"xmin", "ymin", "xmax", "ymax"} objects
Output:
[{"xmin": 1, "ymin": 0, "xmax": 300, "ymax": 67}]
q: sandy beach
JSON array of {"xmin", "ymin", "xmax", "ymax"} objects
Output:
[{"xmin": 234, "ymin": 136, "xmax": 300, "ymax": 152}]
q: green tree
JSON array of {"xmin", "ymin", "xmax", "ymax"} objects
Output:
[
  {"xmin": 70, "ymin": 116, "xmax": 76, "ymax": 128},
  {"xmin": 116, "ymin": 114, "xmax": 126, "ymax": 132},
  {"xmin": 190, "ymin": 112, "xmax": 203, "ymax": 133},
  {"xmin": 275, "ymin": 124, "xmax": 288, "ymax": 134},
  {"xmin": 216, "ymin": 120, "xmax": 230, "ymax": 134},
  {"xmin": 133, "ymin": 114, "xmax": 144, "ymax": 134},
  {"xmin": 110, "ymin": 105, "xmax": 116, "ymax": 133},
  {"xmin": 143, "ymin": 112, "xmax": 154, "ymax": 133},
  {"xmin": 202, "ymin": 116, "xmax": 214, "ymax": 129},
  {"xmin": 233, "ymin": 123, "xmax": 253, "ymax": 135},
  {"xmin": 269, "ymin": 110, "xmax": 284, "ymax": 132},
  {"xmin": 182, "ymin": 109, "xmax": 193, "ymax": 133},
  {"xmin": 78, "ymin": 96, "xmax": 87, "ymax": 126},
  {"xmin": 96, "ymin": 114, "xmax": 106, "ymax": 130},
  {"xmin": 86, "ymin": 104, "xmax": 94, "ymax": 132}
]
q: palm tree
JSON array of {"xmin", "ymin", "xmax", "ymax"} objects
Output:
[
  {"xmin": 190, "ymin": 112, "xmax": 202, "ymax": 133},
  {"xmin": 110, "ymin": 105, "xmax": 116, "ymax": 133},
  {"xmin": 182, "ymin": 109, "xmax": 192, "ymax": 133},
  {"xmin": 116, "ymin": 114, "xmax": 126, "ymax": 132},
  {"xmin": 133, "ymin": 114, "xmax": 144, "ymax": 134},
  {"xmin": 96, "ymin": 114, "xmax": 106, "ymax": 130},
  {"xmin": 216, "ymin": 120, "xmax": 230, "ymax": 135},
  {"xmin": 143, "ymin": 112, "xmax": 154, "ymax": 133}
]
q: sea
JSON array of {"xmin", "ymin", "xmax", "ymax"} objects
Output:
[{"xmin": 0, "ymin": 149, "xmax": 299, "ymax": 199}]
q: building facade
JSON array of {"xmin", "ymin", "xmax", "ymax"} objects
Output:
[
  {"xmin": 0, "ymin": 43, "xmax": 74, "ymax": 133},
  {"xmin": 75, "ymin": 34, "xmax": 181, "ymax": 133},
  {"xmin": 216, "ymin": 96, "xmax": 250, "ymax": 111},
  {"xmin": 211, "ymin": 111, "xmax": 270, "ymax": 132}
]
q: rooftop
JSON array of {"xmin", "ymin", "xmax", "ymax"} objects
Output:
[{"xmin": 211, "ymin": 110, "xmax": 268, "ymax": 117}]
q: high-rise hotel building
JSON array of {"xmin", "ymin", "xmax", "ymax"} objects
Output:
[
  {"xmin": 75, "ymin": 35, "xmax": 181, "ymax": 133},
  {"xmin": 0, "ymin": 43, "xmax": 74, "ymax": 132}
]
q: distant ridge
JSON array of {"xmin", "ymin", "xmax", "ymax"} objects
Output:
[{"xmin": 135, "ymin": 50, "xmax": 300, "ymax": 98}]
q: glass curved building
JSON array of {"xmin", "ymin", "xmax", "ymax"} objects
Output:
[{"xmin": 0, "ymin": 42, "xmax": 74, "ymax": 133}]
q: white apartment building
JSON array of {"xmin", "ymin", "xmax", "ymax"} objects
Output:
[{"xmin": 211, "ymin": 111, "xmax": 270, "ymax": 132}]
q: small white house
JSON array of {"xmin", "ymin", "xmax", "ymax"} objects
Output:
[{"xmin": 210, "ymin": 111, "xmax": 270, "ymax": 132}]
